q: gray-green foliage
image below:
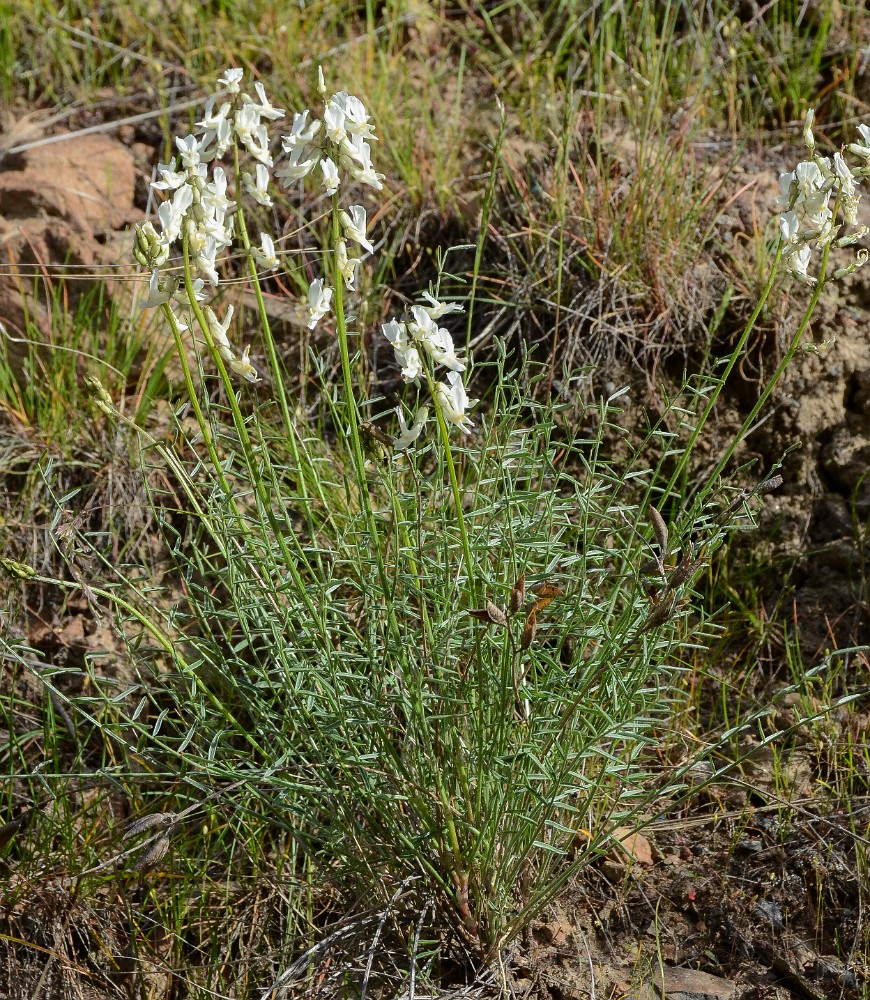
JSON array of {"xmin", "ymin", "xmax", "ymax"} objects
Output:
[{"xmin": 87, "ymin": 357, "xmax": 732, "ymax": 962}]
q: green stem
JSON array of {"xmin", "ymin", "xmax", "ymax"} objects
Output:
[
  {"xmin": 426, "ymin": 369, "xmax": 477, "ymax": 602},
  {"xmin": 698, "ymin": 242, "xmax": 832, "ymax": 504},
  {"xmin": 663, "ymin": 243, "xmax": 784, "ymax": 502}
]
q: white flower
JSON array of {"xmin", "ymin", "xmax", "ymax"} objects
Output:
[
  {"xmin": 317, "ymin": 66, "xmax": 326, "ymax": 97},
  {"xmin": 234, "ymin": 105, "xmax": 273, "ymax": 167},
  {"xmin": 175, "ymin": 134, "xmax": 205, "ymax": 170},
  {"xmin": 420, "ymin": 291, "xmax": 464, "ymax": 319},
  {"xmin": 409, "ymin": 305, "xmax": 465, "ymax": 372},
  {"xmin": 803, "ymin": 108, "xmax": 816, "ymax": 152},
  {"xmin": 339, "ymin": 204, "xmax": 374, "ymax": 254},
  {"xmin": 336, "ymin": 240, "xmax": 361, "ymax": 290},
  {"xmin": 243, "ymin": 163, "xmax": 273, "ymax": 207},
  {"xmin": 152, "ymin": 158, "xmax": 187, "ymax": 191},
  {"xmin": 282, "ymin": 110, "xmax": 321, "ymax": 152},
  {"xmin": 192, "ymin": 234, "xmax": 220, "ymax": 285},
  {"xmin": 275, "ymin": 144, "xmax": 320, "ymax": 184},
  {"xmin": 246, "ymin": 82, "xmax": 285, "ymax": 121},
  {"xmin": 392, "ymin": 405, "xmax": 429, "ymax": 451},
  {"xmin": 204, "ymin": 303, "xmax": 260, "ymax": 382},
  {"xmin": 227, "ymin": 345, "xmax": 261, "ymax": 383},
  {"xmin": 340, "ymin": 134, "xmax": 384, "ymax": 190},
  {"xmin": 847, "ymin": 123, "xmax": 870, "ymax": 159},
  {"xmin": 324, "ymin": 101, "xmax": 348, "ymax": 145},
  {"xmin": 786, "ymin": 244, "xmax": 814, "ymax": 283},
  {"xmin": 252, "ymin": 232, "xmax": 279, "ymax": 271},
  {"xmin": 434, "ymin": 371, "xmax": 475, "ymax": 432},
  {"xmin": 307, "ymin": 278, "xmax": 332, "ymax": 329},
  {"xmin": 219, "ymin": 68, "xmax": 244, "ymax": 94},
  {"xmin": 779, "ymin": 210, "xmax": 800, "ymax": 244},
  {"xmin": 382, "ymin": 319, "xmax": 423, "ymax": 381},
  {"xmin": 197, "ymin": 96, "xmax": 232, "ymax": 133},
  {"xmin": 833, "ymin": 152, "xmax": 860, "ymax": 225},
  {"xmin": 203, "ymin": 166, "xmax": 235, "ymax": 218},
  {"xmin": 205, "ymin": 303, "xmax": 234, "ymax": 352},
  {"xmin": 140, "ymin": 270, "xmax": 175, "ymax": 309},
  {"xmin": 320, "ymin": 156, "xmax": 340, "ymax": 195},
  {"xmin": 156, "ymin": 183, "xmax": 193, "ymax": 245},
  {"xmin": 330, "ymin": 92, "xmax": 376, "ymax": 140},
  {"xmin": 212, "ymin": 117, "xmax": 234, "ymax": 158}
]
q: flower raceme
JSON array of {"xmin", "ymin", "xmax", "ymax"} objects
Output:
[
  {"xmin": 381, "ymin": 293, "xmax": 476, "ymax": 450},
  {"xmin": 134, "ymin": 67, "xmax": 383, "ymax": 382},
  {"xmin": 776, "ymin": 109, "xmax": 870, "ymax": 285}
]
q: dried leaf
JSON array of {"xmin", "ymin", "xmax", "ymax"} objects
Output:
[
  {"xmin": 649, "ymin": 505, "xmax": 669, "ymax": 556},
  {"xmin": 510, "ymin": 574, "xmax": 526, "ymax": 615},
  {"xmin": 521, "ymin": 609, "xmax": 538, "ymax": 650}
]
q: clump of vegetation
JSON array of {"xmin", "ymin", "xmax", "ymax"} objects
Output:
[{"xmin": 3, "ymin": 5, "xmax": 870, "ymax": 997}]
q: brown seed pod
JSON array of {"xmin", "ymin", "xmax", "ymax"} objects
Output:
[
  {"xmin": 510, "ymin": 574, "xmax": 527, "ymax": 615},
  {"xmin": 649, "ymin": 505, "xmax": 669, "ymax": 557}
]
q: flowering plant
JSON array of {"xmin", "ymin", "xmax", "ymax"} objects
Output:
[{"xmin": 776, "ymin": 108, "xmax": 869, "ymax": 285}]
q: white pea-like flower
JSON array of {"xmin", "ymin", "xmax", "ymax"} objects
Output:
[
  {"xmin": 324, "ymin": 102, "xmax": 348, "ymax": 145},
  {"xmin": 382, "ymin": 319, "xmax": 423, "ymax": 381},
  {"xmin": 275, "ymin": 145, "xmax": 320, "ymax": 184},
  {"xmin": 307, "ymin": 278, "xmax": 333, "ymax": 329},
  {"xmin": 434, "ymin": 371, "xmax": 476, "ymax": 432},
  {"xmin": 243, "ymin": 163, "xmax": 273, "ymax": 207},
  {"xmin": 392, "ymin": 405, "xmax": 429, "ymax": 451},
  {"xmin": 847, "ymin": 123, "xmax": 870, "ymax": 159},
  {"xmin": 204, "ymin": 304, "xmax": 260, "ymax": 382},
  {"xmin": 247, "ymin": 82, "xmax": 285, "ymax": 121},
  {"xmin": 252, "ymin": 232, "xmax": 279, "ymax": 271},
  {"xmin": 408, "ymin": 306, "xmax": 465, "ymax": 372},
  {"xmin": 282, "ymin": 110, "xmax": 321, "ymax": 151},
  {"xmin": 779, "ymin": 210, "xmax": 800, "ymax": 244},
  {"xmin": 340, "ymin": 134, "xmax": 384, "ymax": 190},
  {"xmin": 339, "ymin": 204, "xmax": 374, "ymax": 254},
  {"xmin": 320, "ymin": 157, "xmax": 340, "ymax": 195},
  {"xmin": 197, "ymin": 96, "xmax": 232, "ymax": 133},
  {"xmin": 330, "ymin": 92, "xmax": 376, "ymax": 140},
  {"xmin": 219, "ymin": 67, "xmax": 244, "ymax": 94},
  {"xmin": 786, "ymin": 244, "xmax": 814, "ymax": 283},
  {"xmin": 152, "ymin": 158, "xmax": 187, "ymax": 191},
  {"xmin": 419, "ymin": 292, "xmax": 464, "ymax": 319},
  {"xmin": 336, "ymin": 240, "xmax": 361, "ymax": 290},
  {"xmin": 156, "ymin": 183, "xmax": 193, "ymax": 245},
  {"xmin": 175, "ymin": 135, "xmax": 205, "ymax": 170}
]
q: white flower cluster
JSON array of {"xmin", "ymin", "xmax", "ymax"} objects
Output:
[
  {"xmin": 776, "ymin": 109, "xmax": 870, "ymax": 285},
  {"xmin": 277, "ymin": 70, "xmax": 384, "ymax": 329},
  {"xmin": 134, "ymin": 67, "xmax": 382, "ymax": 382},
  {"xmin": 381, "ymin": 292, "xmax": 476, "ymax": 450}
]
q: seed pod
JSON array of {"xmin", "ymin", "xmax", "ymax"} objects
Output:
[
  {"xmin": 125, "ymin": 812, "xmax": 177, "ymax": 840},
  {"xmin": 649, "ymin": 505, "xmax": 669, "ymax": 556},
  {"xmin": 531, "ymin": 583, "xmax": 562, "ymax": 614},
  {"xmin": 756, "ymin": 475, "xmax": 783, "ymax": 495},
  {"xmin": 510, "ymin": 575, "xmax": 526, "ymax": 615},
  {"xmin": 468, "ymin": 602, "xmax": 508, "ymax": 627},
  {"xmin": 134, "ymin": 835, "xmax": 170, "ymax": 873},
  {"xmin": 521, "ymin": 609, "xmax": 538, "ymax": 650}
]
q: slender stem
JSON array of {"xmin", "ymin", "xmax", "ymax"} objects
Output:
[
  {"xmin": 663, "ymin": 243, "xmax": 784, "ymax": 502},
  {"xmin": 698, "ymin": 242, "xmax": 832, "ymax": 504},
  {"xmin": 426, "ymin": 369, "xmax": 477, "ymax": 602},
  {"xmin": 329, "ymin": 196, "xmax": 399, "ymax": 632}
]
